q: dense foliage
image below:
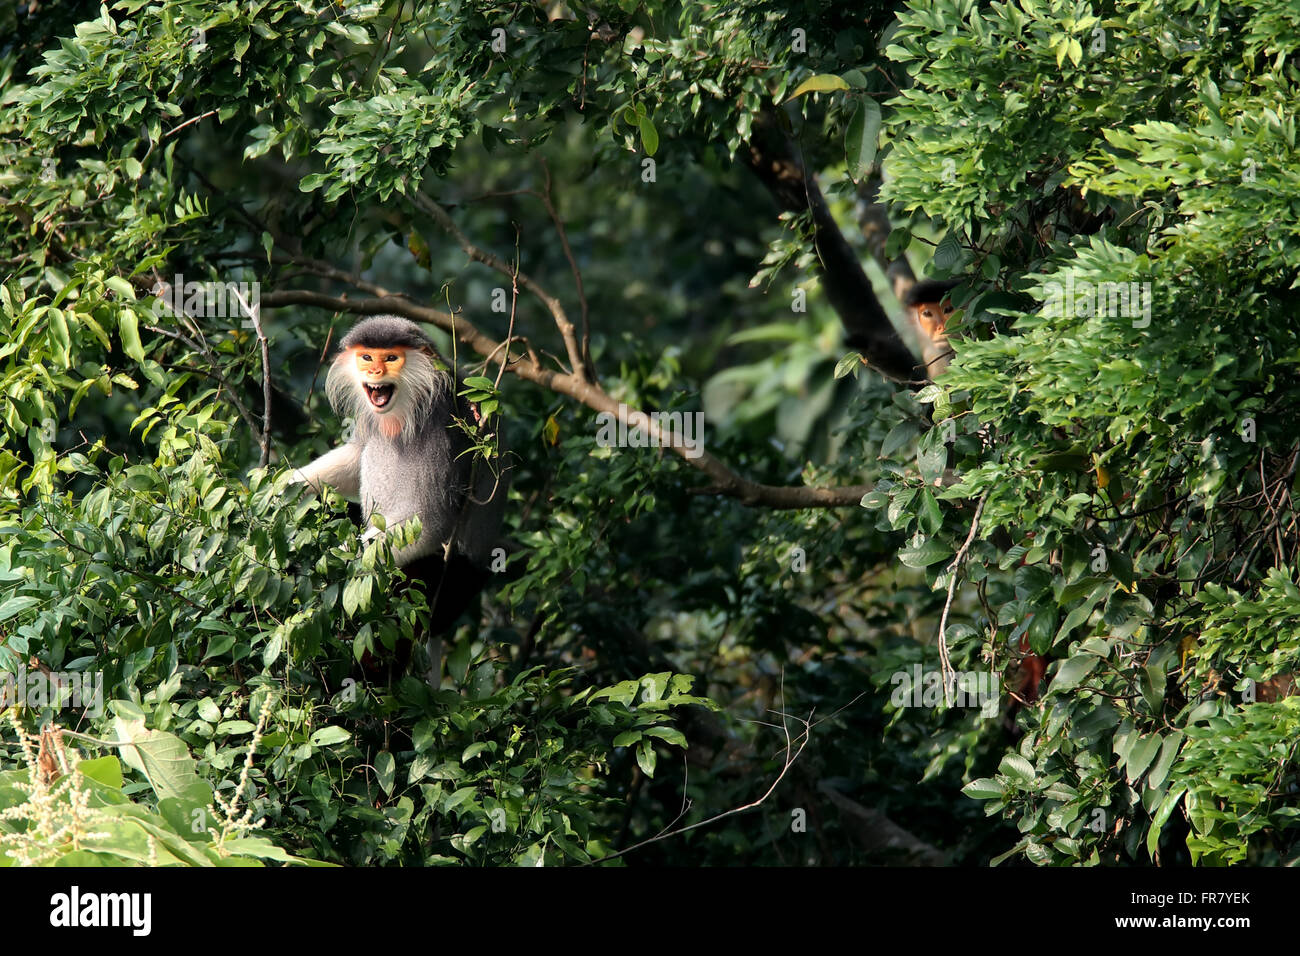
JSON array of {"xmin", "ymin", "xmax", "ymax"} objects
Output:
[{"xmin": 0, "ymin": 0, "xmax": 1296, "ymax": 866}]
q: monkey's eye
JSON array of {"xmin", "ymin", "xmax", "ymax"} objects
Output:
[
  {"xmin": 385, "ymin": 355, "xmax": 398, "ymax": 363},
  {"xmin": 360, "ymin": 354, "xmax": 372, "ymax": 362},
  {"xmin": 943, "ymin": 304, "xmax": 955, "ymax": 314}
]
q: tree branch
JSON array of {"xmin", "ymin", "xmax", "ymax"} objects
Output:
[
  {"xmin": 230, "ymin": 285, "xmax": 272, "ymax": 468},
  {"xmin": 857, "ymin": 171, "xmax": 918, "ymax": 304},
  {"xmin": 410, "ymin": 191, "xmax": 589, "ymax": 384},
  {"xmin": 817, "ymin": 782, "xmax": 947, "ymax": 865},
  {"xmin": 743, "ymin": 107, "xmax": 925, "ymax": 384},
  {"xmin": 938, "ymin": 491, "xmax": 988, "ymax": 702}
]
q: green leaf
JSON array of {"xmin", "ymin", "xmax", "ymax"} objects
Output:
[
  {"xmin": 310, "ymin": 726, "xmax": 352, "ymax": 747},
  {"xmin": 881, "ymin": 421, "xmax": 920, "ymax": 458},
  {"xmin": 111, "ymin": 718, "xmax": 212, "ymax": 808},
  {"xmin": 917, "ymin": 431, "xmax": 948, "ymax": 485},
  {"xmin": 197, "ymin": 698, "xmax": 222, "ymax": 723},
  {"xmin": 104, "ymin": 276, "xmax": 136, "ymax": 301},
  {"xmin": 643, "ymin": 726, "xmax": 688, "ymax": 747},
  {"xmin": 636, "ymin": 739, "xmax": 657, "ymax": 777},
  {"xmin": 1049, "ymin": 654, "xmax": 1098, "ymax": 692},
  {"xmin": 845, "ymin": 99, "xmax": 882, "ymax": 182},
  {"xmin": 884, "ymin": 227, "xmax": 912, "ymax": 259},
  {"xmin": 962, "ymin": 777, "xmax": 1005, "ymax": 800},
  {"xmin": 639, "ymin": 116, "xmax": 659, "ymax": 156},
  {"xmin": 375, "ymin": 751, "xmax": 395, "ymax": 795},
  {"xmin": 860, "ymin": 488, "xmax": 891, "ymax": 509},
  {"xmin": 786, "ymin": 74, "xmax": 851, "ymax": 100},
  {"xmin": 1125, "ymin": 734, "xmax": 1162, "ymax": 784},
  {"xmin": 48, "ymin": 308, "xmax": 71, "ymax": 365},
  {"xmin": 1146, "ymin": 732, "xmax": 1184, "ymax": 791},
  {"xmin": 918, "ymin": 488, "xmax": 943, "ymax": 534},
  {"xmin": 932, "ymin": 232, "xmax": 965, "ymax": 271},
  {"xmin": 898, "ymin": 537, "xmax": 953, "ymax": 568},
  {"xmin": 834, "ymin": 352, "xmax": 862, "ymax": 379},
  {"xmin": 118, "ymin": 309, "xmax": 146, "ymax": 364},
  {"xmin": 998, "ymin": 753, "xmax": 1036, "ymax": 786},
  {"xmin": 1147, "ymin": 786, "xmax": 1186, "ymax": 859},
  {"xmin": 0, "ymin": 595, "xmax": 40, "ymax": 622},
  {"xmin": 77, "ymin": 756, "xmax": 124, "ymax": 790}
]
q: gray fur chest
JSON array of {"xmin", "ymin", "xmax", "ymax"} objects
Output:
[{"xmin": 357, "ymin": 422, "xmax": 465, "ymax": 558}]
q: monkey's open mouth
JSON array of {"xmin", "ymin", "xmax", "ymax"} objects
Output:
[{"xmin": 364, "ymin": 383, "xmax": 395, "ymax": 409}]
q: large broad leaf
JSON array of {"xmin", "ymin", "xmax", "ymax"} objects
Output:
[
  {"xmin": 111, "ymin": 716, "xmax": 212, "ymax": 810},
  {"xmin": 117, "ymin": 309, "xmax": 145, "ymax": 364},
  {"xmin": 962, "ymin": 777, "xmax": 1005, "ymax": 799},
  {"xmin": 1145, "ymin": 731, "xmax": 1185, "ymax": 791},
  {"xmin": 845, "ymin": 99, "xmax": 882, "ymax": 181},
  {"xmin": 898, "ymin": 537, "xmax": 953, "ymax": 568},
  {"xmin": 1147, "ymin": 786, "xmax": 1187, "ymax": 860},
  {"xmin": 1125, "ymin": 733, "xmax": 1163, "ymax": 784},
  {"xmin": 998, "ymin": 753, "xmax": 1036, "ymax": 786},
  {"xmin": 932, "ymin": 232, "xmax": 965, "ymax": 271},
  {"xmin": 1049, "ymin": 654, "xmax": 1098, "ymax": 692}
]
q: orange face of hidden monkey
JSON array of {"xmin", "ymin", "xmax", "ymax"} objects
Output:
[{"xmin": 904, "ymin": 278, "xmax": 963, "ymax": 378}]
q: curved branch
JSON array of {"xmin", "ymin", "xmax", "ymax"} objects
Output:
[{"xmin": 410, "ymin": 191, "xmax": 589, "ymax": 384}]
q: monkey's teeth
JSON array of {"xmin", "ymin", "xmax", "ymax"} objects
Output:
[{"xmin": 365, "ymin": 384, "xmax": 395, "ymax": 408}]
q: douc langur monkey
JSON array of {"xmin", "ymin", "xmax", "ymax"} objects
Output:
[
  {"xmin": 904, "ymin": 278, "xmax": 963, "ymax": 378},
  {"xmin": 292, "ymin": 315, "xmax": 509, "ymax": 671}
]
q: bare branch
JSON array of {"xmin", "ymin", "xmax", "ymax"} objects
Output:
[
  {"xmin": 938, "ymin": 491, "xmax": 989, "ymax": 702},
  {"xmin": 410, "ymin": 191, "xmax": 589, "ymax": 383},
  {"xmin": 818, "ymin": 782, "xmax": 946, "ymax": 865},
  {"xmin": 230, "ymin": 285, "xmax": 272, "ymax": 468},
  {"xmin": 587, "ymin": 693, "xmax": 814, "ymax": 865}
]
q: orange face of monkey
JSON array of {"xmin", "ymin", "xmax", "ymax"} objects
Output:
[
  {"xmin": 913, "ymin": 298, "xmax": 956, "ymax": 340},
  {"xmin": 349, "ymin": 345, "xmax": 409, "ymax": 412}
]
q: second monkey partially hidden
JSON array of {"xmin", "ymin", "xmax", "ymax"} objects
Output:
[
  {"xmin": 293, "ymin": 315, "xmax": 510, "ymax": 639},
  {"xmin": 905, "ymin": 278, "xmax": 963, "ymax": 378}
]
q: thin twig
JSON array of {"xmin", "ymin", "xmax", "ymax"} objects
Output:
[
  {"xmin": 163, "ymin": 109, "xmax": 219, "ymax": 141},
  {"xmin": 539, "ymin": 158, "xmax": 593, "ymax": 378},
  {"xmin": 938, "ymin": 491, "xmax": 989, "ymax": 703},
  {"xmin": 411, "ymin": 191, "xmax": 588, "ymax": 383},
  {"xmin": 586, "ymin": 680, "xmax": 814, "ymax": 865},
  {"xmin": 229, "ymin": 285, "xmax": 272, "ymax": 467}
]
